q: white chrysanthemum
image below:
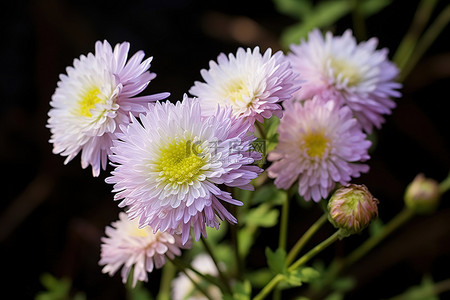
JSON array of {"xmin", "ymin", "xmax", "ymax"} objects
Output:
[
  {"xmin": 99, "ymin": 212, "xmax": 190, "ymax": 287},
  {"xmin": 172, "ymin": 254, "xmax": 223, "ymax": 300},
  {"xmin": 287, "ymin": 29, "xmax": 401, "ymax": 132},
  {"xmin": 267, "ymin": 97, "xmax": 371, "ymax": 202},
  {"xmin": 189, "ymin": 46, "xmax": 299, "ymax": 128},
  {"xmin": 106, "ymin": 96, "xmax": 262, "ymax": 244},
  {"xmin": 47, "ymin": 40, "xmax": 169, "ymax": 176}
]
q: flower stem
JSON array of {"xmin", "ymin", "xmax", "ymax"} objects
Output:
[
  {"xmin": 169, "ymin": 256, "xmax": 221, "ymax": 290},
  {"xmin": 351, "ymin": 0, "xmax": 367, "ymax": 41},
  {"xmin": 253, "ymin": 229, "xmax": 342, "ymax": 300},
  {"xmin": 278, "ymin": 192, "xmax": 290, "ymax": 251},
  {"xmin": 179, "ymin": 266, "xmax": 214, "ymax": 300},
  {"xmin": 200, "ymin": 236, "xmax": 233, "ymax": 294},
  {"xmin": 400, "ymin": 3, "xmax": 450, "ymax": 81},
  {"xmin": 342, "ymin": 208, "xmax": 414, "ymax": 269},
  {"xmin": 286, "ymin": 214, "xmax": 328, "ymax": 265},
  {"xmin": 156, "ymin": 262, "xmax": 176, "ymax": 300},
  {"xmin": 439, "ymin": 172, "xmax": 450, "ymax": 194},
  {"xmin": 393, "ymin": 0, "xmax": 437, "ymax": 72}
]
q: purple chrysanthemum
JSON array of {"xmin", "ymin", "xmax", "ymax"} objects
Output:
[
  {"xmin": 189, "ymin": 46, "xmax": 299, "ymax": 129},
  {"xmin": 287, "ymin": 29, "xmax": 401, "ymax": 132},
  {"xmin": 47, "ymin": 40, "xmax": 169, "ymax": 176},
  {"xmin": 267, "ymin": 97, "xmax": 371, "ymax": 202},
  {"xmin": 99, "ymin": 212, "xmax": 189, "ymax": 287},
  {"xmin": 106, "ymin": 95, "xmax": 262, "ymax": 244}
]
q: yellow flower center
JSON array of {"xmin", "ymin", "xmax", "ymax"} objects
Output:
[
  {"xmin": 303, "ymin": 131, "xmax": 328, "ymax": 158},
  {"xmin": 225, "ymin": 79, "xmax": 252, "ymax": 106},
  {"xmin": 330, "ymin": 59, "xmax": 360, "ymax": 86},
  {"xmin": 78, "ymin": 87, "xmax": 102, "ymax": 117},
  {"xmin": 130, "ymin": 226, "xmax": 150, "ymax": 238},
  {"xmin": 156, "ymin": 139, "xmax": 207, "ymax": 184}
]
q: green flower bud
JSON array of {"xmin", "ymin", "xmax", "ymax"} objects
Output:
[
  {"xmin": 328, "ymin": 184, "xmax": 379, "ymax": 236},
  {"xmin": 404, "ymin": 174, "xmax": 441, "ymax": 214}
]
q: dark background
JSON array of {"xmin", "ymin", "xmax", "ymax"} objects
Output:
[{"xmin": 1, "ymin": 0, "xmax": 449, "ymax": 299}]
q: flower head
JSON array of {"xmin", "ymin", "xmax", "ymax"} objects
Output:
[
  {"xmin": 404, "ymin": 173, "xmax": 441, "ymax": 214},
  {"xmin": 106, "ymin": 96, "xmax": 262, "ymax": 244},
  {"xmin": 47, "ymin": 40, "xmax": 169, "ymax": 176},
  {"xmin": 267, "ymin": 97, "xmax": 371, "ymax": 202},
  {"xmin": 189, "ymin": 46, "xmax": 299, "ymax": 129},
  {"xmin": 99, "ymin": 212, "xmax": 189, "ymax": 287},
  {"xmin": 172, "ymin": 254, "xmax": 223, "ymax": 300},
  {"xmin": 287, "ymin": 29, "xmax": 401, "ymax": 132},
  {"xmin": 327, "ymin": 184, "xmax": 379, "ymax": 235}
]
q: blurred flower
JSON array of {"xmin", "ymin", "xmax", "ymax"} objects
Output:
[
  {"xmin": 327, "ymin": 184, "xmax": 379, "ymax": 235},
  {"xmin": 267, "ymin": 97, "xmax": 371, "ymax": 202},
  {"xmin": 172, "ymin": 254, "xmax": 223, "ymax": 300},
  {"xmin": 47, "ymin": 40, "xmax": 169, "ymax": 176},
  {"xmin": 287, "ymin": 29, "xmax": 401, "ymax": 132},
  {"xmin": 404, "ymin": 173, "xmax": 441, "ymax": 214},
  {"xmin": 189, "ymin": 46, "xmax": 299, "ymax": 129},
  {"xmin": 99, "ymin": 212, "xmax": 189, "ymax": 287},
  {"xmin": 106, "ymin": 96, "xmax": 262, "ymax": 244}
]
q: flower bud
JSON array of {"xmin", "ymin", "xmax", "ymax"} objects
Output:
[
  {"xmin": 328, "ymin": 184, "xmax": 379, "ymax": 235},
  {"xmin": 404, "ymin": 174, "xmax": 441, "ymax": 214}
]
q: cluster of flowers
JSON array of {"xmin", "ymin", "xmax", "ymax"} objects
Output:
[{"xmin": 47, "ymin": 29, "xmax": 400, "ymax": 291}]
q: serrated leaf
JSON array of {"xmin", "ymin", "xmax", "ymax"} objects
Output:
[{"xmin": 266, "ymin": 247, "xmax": 287, "ymax": 275}]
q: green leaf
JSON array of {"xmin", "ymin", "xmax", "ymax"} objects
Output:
[
  {"xmin": 126, "ymin": 278, "xmax": 153, "ymax": 300},
  {"xmin": 245, "ymin": 269, "xmax": 273, "ymax": 288},
  {"xmin": 272, "ymin": 0, "xmax": 312, "ymax": 19},
  {"xmin": 360, "ymin": 0, "xmax": 392, "ymax": 16},
  {"xmin": 252, "ymin": 184, "xmax": 287, "ymax": 206},
  {"xmin": 36, "ymin": 273, "xmax": 74, "ymax": 300},
  {"xmin": 330, "ymin": 277, "xmax": 355, "ymax": 292},
  {"xmin": 392, "ymin": 274, "xmax": 439, "ymax": 300},
  {"xmin": 265, "ymin": 247, "xmax": 287, "ymax": 275},
  {"xmin": 244, "ymin": 204, "xmax": 279, "ymax": 228},
  {"xmin": 231, "ymin": 280, "xmax": 252, "ymax": 300},
  {"xmin": 325, "ymin": 292, "xmax": 344, "ymax": 300},
  {"xmin": 238, "ymin": 226, "xmax": 255, "ymax": 258}
]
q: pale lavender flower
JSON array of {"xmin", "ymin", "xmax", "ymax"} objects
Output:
[
  {"xmin": 287, "ymin": 29, "xmax": 401, "ymax": 132},
  {"xmin": 267, "ymin": 97, "xmax": 371, "ymax": 202},
  {"xmin": 189, "ymin": 46, "xmax": 299, "ymax": 129},
  {"xmin": 99, "ymin": 212, "xmax": 189, "ymax": 287},
  {"xmin": 106, "ymin": 95, "xmax": 262, "ymax": 244},
  {"xmin": 47, "ymin": 40, "xmax": 169, "ymax": 176}
]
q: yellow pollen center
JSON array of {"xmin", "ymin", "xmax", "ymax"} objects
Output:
[
  {"xmin": 304, "ymin": 132, "xmax": 328, "ymax": 158},
  {"xmin": 78, "ymin": 87, "xmax": 102, "ymax": 117},
  {"xmin": 157, "ymin": 139, "xmax": 206, "ymax": 184},
  {"xmin": 330, "ymin": 59, "xmax": 360, "ymax": 86},
  {"xmin": 225, "ymin": 79, "xmax": 252, "ymax": 106},
  {"xmin": 130, "ymin": 226, "xmax": 150, "ymax": 238}
]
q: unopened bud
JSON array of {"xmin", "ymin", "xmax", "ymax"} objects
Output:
[
  {"xmin": 328, "ymin": 184, "xmax": 379, "ymax": 236},
  {"xmin": 404, "ymin": 174, "xmax": 441, "ymax": 214}
]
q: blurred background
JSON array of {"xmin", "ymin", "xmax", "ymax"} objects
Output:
[{"xmin": 1, "ymin": 0, "xmax": 449, "ymax": 299}]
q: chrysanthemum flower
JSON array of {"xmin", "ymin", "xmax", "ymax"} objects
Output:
[
  {"xmin": 287, "ymin": 29, "xmax": 401, "ymax": 132},
  {"xmin": 106, "ymin": 95, "xmax": 262, "ymax": 244},
  {"xmin": 189, "ymin": 46, "xmax": 299, "ymax": 128},
  {"xmin": 47, "ymin": 40, "xmax": 169, "ymax": 176},
  {"xmin": 172, "ymin": 254, "xmax": 223, "ymax": 300},
  {"xmin": 99, "ymin": 212, "xmax": 189, "ymax": 287},
  {"xmin": 267, "ymin": 97, "xmax": 371, "ymax": 202}
]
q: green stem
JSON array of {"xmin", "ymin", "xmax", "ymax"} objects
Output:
[
  {"xmin": 278, "ymin": 192, "xmax": 290, "ymax": 251},
  {"xmin": 255, "ymin": 121, "xmax": 267, "ymax": 140},
  {"xmin": 342, "ymin": 208, "xmax": 414, "ymax": 269},
  {"xmin": 400, "ymin": 4, "xmax": 450, "ymax": 81},
  {"xmin": 288, "ymin": 230, "xmax": 341, "ymax": 272},
  {"xmin": 179, "ymin": 266, "xmax": 214, "ymax": 300},
  {"xmin": 156, "ymin": 262, "xmax": 176, "ymax": 300},
  {"xmin": 439, "ymin": 172, "xmax": 450, "ymax": 194},
  {"xmin": 286, "ymin": 214, "xmax": 328, "ymax": 265},
  {"xmin": 200, "ymin": 236, "xmax": 233, "ymax": 294},
  {"xmin": 351, "ymin": 0, "xmax": 366, "ymax": 41},
  {"xmin": 388, "ymin": 278, "xmax": 450, "ymax": 300},
  {"xmin": 393, "ymin": 0, "xmax": 437, "ymax": 71},
  {"xmin": 253, "ymin": 229, "xmax": 342, "ymax": 300},
  {"xmin": 169, "ymin": 256, "xmax": 220, "ymax": 288}
]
